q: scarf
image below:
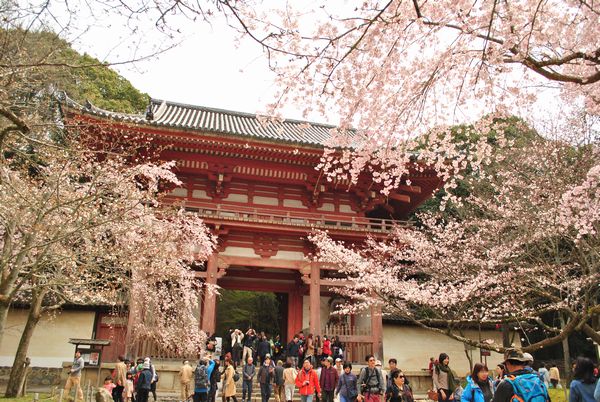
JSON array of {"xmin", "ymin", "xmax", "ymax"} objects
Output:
[{"xmin": 436, "ymin": 364, "xmax": 457, "ymax": 392}]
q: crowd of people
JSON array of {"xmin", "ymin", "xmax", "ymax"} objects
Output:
[{"xmin": 63, "ymin": 336, "xmax": 600, "ymax": 402}]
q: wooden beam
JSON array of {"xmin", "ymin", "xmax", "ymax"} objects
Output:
[
  {"xmin": 398, "ymin": 185, "xmax": 422, "ymax": 194},
  {"xmin": 389, "ymin": 193, "xmax": 411, "ymax": 203}
]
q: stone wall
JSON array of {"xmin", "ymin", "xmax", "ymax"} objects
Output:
[{"xmin": 0, "ymin": 366, "xmax": 64, "ymax": 388}]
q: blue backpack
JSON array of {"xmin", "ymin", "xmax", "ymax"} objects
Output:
[{"xmin": 505, "ymin": 373, "xmax": 550, "ymax": 402}]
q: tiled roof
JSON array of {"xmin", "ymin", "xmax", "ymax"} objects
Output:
[{"xmin": 60, "ymin": 94, "xmax": 337, "ymax": 147}]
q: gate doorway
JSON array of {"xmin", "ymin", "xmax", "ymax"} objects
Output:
[{"xmin": 216, "ymin": 290, "xmax": 287, "ymax": 354}]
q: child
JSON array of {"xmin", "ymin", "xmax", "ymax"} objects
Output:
[
  {"xmin": 125, "ymin": 372, "xmax": 135, "ymax": 402},
  {"xmin": 103, "ymin": 376, "xmax": 116, "ymax": 393}
]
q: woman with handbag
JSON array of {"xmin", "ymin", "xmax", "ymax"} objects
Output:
[
  {"xmin": 336, "ymin": 363, "xmax": 358, "ymax": 402},
  {"xmin": 432, "ymin": 353, "xmax": 457, "ymax": 402},
  {"xmin": 223, "ymin": 359, "xmax": 238, "ymax": 402}
]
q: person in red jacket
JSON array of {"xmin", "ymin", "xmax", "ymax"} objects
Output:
[
  {"xmin": 322, "ymin": 337, "xmax": 332, "ymax": 358},
  {"xmin": 296, "ymin": 359, "xmax": 322, "ymax": 402}
]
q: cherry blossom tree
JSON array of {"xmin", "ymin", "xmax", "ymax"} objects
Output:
[
  {"xmin": 0, "ymin": 117, "xmax": 214, "ymax": 396},
  {"xmin": 310, "ymin": 124, "xmax": 600, "ymax": 353}
]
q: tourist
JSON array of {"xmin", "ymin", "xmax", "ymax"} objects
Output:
[
  {"xmin": 223, "ymin": 359, "xmax": 238, "ymax": 402},
  {"xmin": 242, "ymin": 329, "xmax": 256, "ymax": 365},
  {"xmin": 258, "ymin": 356, "xmax": 274, "ymax": 402},
  {"xmin": 112, "ymin": 355, "xmax": 128, "ymax": 402},
  {"xmin": 259, "ymin": 336, "xmax": 272, "ymax": 366},
  {"xmin": 104, "ymin": 376, "xmax": 117, "ymax": 393},
  {"xmin": 179, "ymin": 360, "xmax": 194, "ymax": 402},
  {"xmin": 306, "ymin": 334, "xmax": 316, "ymax": 366},
  {"xmin": 493, "ymin": 364, "xmax": 506, "ymax": 391},
  {"xmin": 64, "ymin": 350, "xmax": 85, "ymax": 402},
  {"xmin": 243, "ymin": 357, "xmax": 256, "ymax": 402},
  {"xmin": 433, "ymin": 353, "xmax": 457, "ymax": 402},
  {"xmin": 147, "ymin": 358, "xmax": 159, "ymax": 402},
  {"xmin": 274, "ymin": 335, "xmax": 283, "ymax": 362},
  {"xmin": 336, "ymin": 362, "xmax": 358, "ymax": 402},
  {"xmin": 332, "ymin": 337, "xmax": 344, "ymax": 361},
  {"xmin": 315, "ymin": 336, "xmax": 322, "ymax": 362},
  {"xmin": 428, "ymin": 358, "xmax": 435, "ymax": 376},
  {"xmin": 125, "ymin": 372, "xmax": 135, "ymax": 402},
  {"xmin": 549, "ymin": 364, "xmax": 560, "ymax": 389},
  {"xmin": 387, "ymin": 359, "xmax": 398, "ymax": 388},
  {"xmin": 335, "ymin": 359, "xmax": 344, "ymax": 377},
  {"xmin": 274, "ymin": 360, "xmax": 286, "ymax": 402},
  {"xmin": 461, "ymin": 363, "xmax": 494, "ymax": 402},
  {"xmin": 385, "ymin": 370, "xmax": 413, "ymax": 402},
  {"xmin": 323, "ymin": 336, "xmax": 332, "ymax": 358},
  {"xmin": 320, "ymin": 357, "xmax": 340, "ymax": 402},
  {"xmin": 194, "ymin": 357, "xmax": 215, "ymax": 402},
  {"xmin": 357, "ymin": 354, "xmax": 385, "ymax": 402},
  {"xmin": 283, "ymin": 361, "xmax": 298, "ymax": 402},
  {"xmin": 232, "ymin": 329, "xmax": 245, "ymax": 367},
  {"xmin": 491, "ymin": 349, "xmax": 549, "ymax": 402},
  {"xmin": 538, "ymin": 364, "xmax": 550, "ymax": 388},
  {"xmin": 287, "ymin": 336, "xmax": 301, "ymax": 368},
  {"xmin": 209, "ymin": 358, "xmax": 221, "ymax": 402},
  {"xmin": 569, "ymin": 357, "xmax": 598, "ymax": 402},
  {"xmin": 136, "ymin": 360, "xmax": 153, "ymax": 402},
  {"xmin": 296, "ymin": 358, "xmax": 321, "ymax": 402}
]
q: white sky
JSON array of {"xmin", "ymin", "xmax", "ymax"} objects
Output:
[{"xmin": 61, "ymin": 3, "xmax": 318, "ymax": 121}]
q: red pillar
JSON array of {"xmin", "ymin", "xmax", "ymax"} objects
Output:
[
  {"xmin": 201, "ymin": 254, "xmax": 218, "ymax": 335},
  {"xmin": 287, "ymin": 290, "xmax": 303, "ymax": 342},
  {"xmin": 371, "ymin": 305, "xmax": 383, "ymax": 359},
  {"xmin": 309, "ymin": 263, "xmax": 321, "ymax": 336}
]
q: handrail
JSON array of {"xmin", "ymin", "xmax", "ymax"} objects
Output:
[{"xmin": 164, "ymin": 197, "xmax": 410, "ymax": 233}]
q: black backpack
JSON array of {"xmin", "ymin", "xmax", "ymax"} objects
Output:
[
  {"xmin": 195, "ymin": 364, "xmax": 209, "ymax": 389},
  {"xmin": 210, "ymin": 366, "xmax": 221, "ymax": 384}
]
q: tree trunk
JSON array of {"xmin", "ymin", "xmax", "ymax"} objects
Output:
[
  {"xmin": 5, "ymin": 289, "xmax": 46, "ymax": 398},
  {"xmin": 0, "ymin": 301, "xmax": 11, "ymax": 348},
  {"xmin": 501, "ymin": 323, "xmax": 511, "ymax": 347},
  {"xmin": 559, "ymin": 315, "xmax": 571, "ymax": 385}
]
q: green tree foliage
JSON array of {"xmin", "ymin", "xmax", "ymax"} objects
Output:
[
  {"xmin": 216, "ymin": 290, "xmax": 281, "ymax": 339},
  {"xmin": 1, "ymin": 28, "xmax": 148, "ymax": 113}
]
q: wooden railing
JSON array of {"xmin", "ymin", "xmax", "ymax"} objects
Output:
[
  {"xmin": 165, "ymin": 198, "xmax": 409, "ymax": 233},
  {"xmin": 322, "ymin": 324, "xmax": 374, "ymax": 363}
]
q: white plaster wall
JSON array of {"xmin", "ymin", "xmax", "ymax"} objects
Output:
[
  {"xmin": 169, "ymin": 187, "xmax": 187, "ymax": 197},
  {"xmin": 0, "ymin": 309, "xmax": 96, "ymax": 367},
  {"xmin": 221, "ymin": 246, "xmax": 259, "ymax": 257},
  {"xmin": 192, "ymin": 189, "xmax": 211, "ymax": 199},
  {"xmin": 253, "ymin": 196, "xmax": 279, "ymax": 206},
  {"xmin": 302, "ymin": 296, "xmax": 331, "ymax": 331},
  {"xmin": 272, "ymin": 250, "xmax": 305, "ymax": 260},
  {"xmin": 383, "ymin": 325, "xmax": 510, "ymax": 375},
  {"xmin": 283, "ymin": 199, "xmax": 307, "ymax": 209},
  {"xmin": 224, "ymin": 193, "xmax": 248, "ymax": 203},
  {"xmin": 339, "ymin": 205, "xmax": 353, "ymax": 213},
  {"xmin": 318, "ymin": 203, "xmax": 335, "ymax": 212}
]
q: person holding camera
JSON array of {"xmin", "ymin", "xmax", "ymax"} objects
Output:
[
  {"xmin": 357, "ymin": 355, "xmax": 385, "ymax": 402},
  {"xmin": 296, "ymin": 359, "xmax": 321, "ymax": 402}
]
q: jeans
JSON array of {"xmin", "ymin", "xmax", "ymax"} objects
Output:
[
  {"xmin": 321, "ymin": 391, "xmax": 334, "ymax": 402},
  {"xmin": 260, "ymin": 383, "xmax": 272, "ymax": 402},
  {"xmin": 242, "ymin": 380, "xmax": 253, "ymax": 402},
  {"xmin": 340, "ymin": 396, "xmax": 352, "ymax": 402},
  {"xmin": 242, "ymin": 346, "xmax": 253, "ymax": 364},
  {"xmin": 137, "ymin": 389, "xmax": 150, "ymax": 402},
  {"xmin": 300, "ymin": 395, "xmax": 313, "ymax": 402}
]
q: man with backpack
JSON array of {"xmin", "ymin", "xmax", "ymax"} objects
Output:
[
  {"xmin": 194, "ymin": 357, "xmax": 216, "ymax": 402},
  {"xmin": 357, "ymin": 355, "xmax": 385, "ymax": 402},
  {"xmin": 492, "ymin": 349, "xmax": 549, "ymax": 402}
]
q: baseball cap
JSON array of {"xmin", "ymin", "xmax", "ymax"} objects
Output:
[
  {"xmin": 375, "ymin": 360, "xmax": 382, "ymax": 366},
  {"xmin": 335, "ymin": 358, "xmax": 342, "ymax": 362},
  {"xmin": 327, "ymin": 356, "xmax": 334, "ymax": 362}
]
